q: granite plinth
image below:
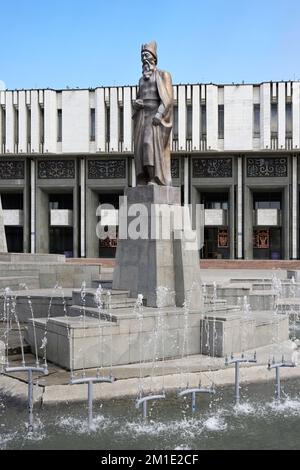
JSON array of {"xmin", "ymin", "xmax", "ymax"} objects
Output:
[
  {"xmin": 113, "ymin": 186, "xmax": 201, "ymax": 308},
  {"xmin": 25, "ymin": 306, "xmax": 202, "ymax": 370}
]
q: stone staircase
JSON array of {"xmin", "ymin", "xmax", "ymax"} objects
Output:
[
  {"xmin": 70, "ymin": 288, "xmax": 137, "ymax": 320},
  {"xmin": 0, "ymin": 275, "xmax": 39, "ymax": 290},
  {"xmin": 0, "ymin": 252, "xmax": 102, "ymax": 289}
]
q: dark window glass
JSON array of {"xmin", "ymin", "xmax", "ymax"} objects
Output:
[
  {"xmin": 201, "ymin": 192, "xmax": 229, "ymax": 209},
  {"xmin": 57, "ymin": 109, "xmax": 62, "ymax": 142},
  {"xmin": 253, "ymin": 104, "xmax": 260, "ymax": 137},
  {"xmin": 173, "ymin": 106, "xmax": 178, "ymax": 140},
  {"xmin": 286, "ymin": 102, "xmax": 292, "ymax": 138},
  {"xmin": 271, "ymin": 103, "xmax": 278, "ymax": 137},
  {"xmin": 27, "ymin": 108, "xmax": 31, "ymax": 144},
  {"xmin": 106, "ymin": 106, "xmax": 110, "ymax": 143},
  {"xmin": 1, "ymin": 108, "xmax": 5, "ymax": 144},
  {"xmin": 186, "ymin": 104, "xmax": 192, "ymax": 139},
  {"xmin": 49, "ymin": 193, "xmax": 73, "ymax": 210},
  {"xmin": 218, "ymin": 105, "xmax": 224, "ymax": 139},
  {"xmin": 253, "ymin": 192, "xmax": 281, "ymax": 210},
  {"xmin": 15, "ymin": 108, "xmax": 19, "ymax": 144},
  {"xmin": 119, "ymin": 106, "xmax": 123, "ymax": 142},
  {"xmin": 40, "ymin": 108, "xmax": 44, "ymax": 144},
  {"xmin": 201, "ymin": 105, "xmax": 206, "ymax": 137},
  {"xmin": 90, "ymin": 108, "xmax": 95, "ymax": 141}
]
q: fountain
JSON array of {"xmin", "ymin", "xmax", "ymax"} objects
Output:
[
  {"xmin": 267, "ymin": 355, "xmax": 296, "ymax": 401},
  {"xmin": 0, "ymin": 266, "xmax": 299, "ymax": 448},
  {"xmin": 1, "ymin": 38, "xmax": 300, "ymax": 450}
]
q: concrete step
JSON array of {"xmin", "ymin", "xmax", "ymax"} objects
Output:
[
  {"xmin": 69, "ymin": 305, "xmax": 118, "ymax": 322},
  {"xmin": 92, "ymin": 279, "xmax": 112, "ymax": 289},
  {"xmin": 205, "ymin": 304, "xmax": 240, "ymax": 314},
  {"xmin": 0, "ymin": 324, "xmax": 31, "ymax": 356},
  {"xmin": 0, "ymin": 276, "xmax": 40, "ymax": 290},
  {"xmin": 0, "ymin": 267, "xmax": 40, "ymax": 277},
  {"xmin": 72, "ymin": 288, "xmax": 132, "ymax": 308},
  {"xmin": 0, "ymin": 253, "xmax": 66, "ymax": 263}
]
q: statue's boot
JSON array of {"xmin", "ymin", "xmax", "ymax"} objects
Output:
[{"xmin": 146, "ymin": 165, "xmax": 157, "ymax": 185}]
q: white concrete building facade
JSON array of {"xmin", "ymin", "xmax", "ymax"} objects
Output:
[{"xmin": 0, "ymin": 80, "xmax": 299, "ymax": 260}]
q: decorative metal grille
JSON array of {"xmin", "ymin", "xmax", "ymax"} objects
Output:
[
  {"xmin": 88, "ymin": 159, "xmax": 126, "ymax": 179},
  {"xmin": 38, "ymin": 160, "xmax": 75, "ymax": 179},
  {"xmin": 171, "ymin": 158, "xmax": 180, "ymax": 179},
  {"xmin": 247, "ymin": 157, "xmax": 287, "ymax": 177},
  {"xmin": 192, "ymin": 158, "xmax": 232, "ymax": 178},
  {"xmin": 0, "ymin": 160, "xmax": 25, "ymax": 179}
]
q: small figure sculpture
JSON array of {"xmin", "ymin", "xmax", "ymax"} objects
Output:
[{"xmin": 133, "ymin": 41, "xmax": 173, "ymax": 186}]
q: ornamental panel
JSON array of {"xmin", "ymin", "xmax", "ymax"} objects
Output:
[
  {"xmin": 218, "ymin": 228, "xmax": 229, "ymax": 248},
  {"xmin": 247, "ymin": 157, "xmax": 287, "ymax": 177},
  {"xmin": 171, "ymin": 158, "xmax": 180, "ymax": 179},
  {"xmin": 88, "ymin": 159, "xmax": 126, "ymax": 179},
  {"xmin": 253, "ymin": 229, "xmax": 269, "ymax": 248},
  {"xmin": 38, "ymin": 160, "xmax": 75, "ymax": 179},
  {"xmin": 192, "ymin": 158, "xmax": 232, "ymax": 178},
  {"xmin": 0, "ymin": 160, "xmax": 25, "ymax": 179}
]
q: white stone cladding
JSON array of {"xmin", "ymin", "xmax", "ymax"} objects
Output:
[
  {"xmin": 192, "ymin": 84, "xmax": 200, "ymax": 151},
  {"xmin": 293, "ymin": 82, "xmax": 300, "ymax": 149},
  {"xmin": 206, "ymin": 84, "xmax": 218, "ymax": 150},
  {"xmin": 109, "ymin": 87, "xmax": 119, "ymax": 152},
  {"xmin": 224, "ymin": 85, "xmax": 253, "ymax": 151},
  {"xmin": 260, "ymin": 82, "xmax": 271, "ymax": 149},
  {"xmin": 278, "ymin": 82, "xmax": 286, "ymax": 149},
  {"xmin": 123, "ymin": 86, "xmax": 132, "ymax": 152},
  {"xmin": 44, "ymin": 90, "xmax": 57, "ymax": 154},
  {"xmin": 62, "ymin": 89, "xmax": 89, "ymax": 153},
  {"xmin": 178, "ymin": 85, "xmax": 186, "ymax": 150},
  {"xmin": 0, "ymin": 80, "xmax": 299, "ymax": 154},
  {"xmin": 95, "ymin": 88, "xmax": 106, "ymax": 152},
  {"xmin": 30, "ymin": 90, "xmax": 41, "ymax": 153},
  {"xmin": 18, "ymin": 91, "xmax": 27, "ymax": 153},
  {"xmin": 5, "ymin": 91, "xmax": 15, "ymax": 154}
]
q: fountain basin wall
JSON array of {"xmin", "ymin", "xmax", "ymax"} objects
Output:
[
  {"xmin": 217, "ymin": 286, "xmax": 277, "ymax": 311},
  {"xmin": 25, "ymin": 307, "xmax": 202, "ymax": 370},
  {"xmin": 25, "ymin": 306, "xmax": 290, "ymax": 369},
  {"xmin": 0, "ymin": 253, "xmax": 101, "ymax": 290},
  {"xmin": 200, "ymin": 312, "xmax": 288, "ymax": 357}
]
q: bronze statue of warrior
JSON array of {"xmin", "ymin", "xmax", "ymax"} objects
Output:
[{"xmin": 133, "ymin": 41, "xmax": 173, "ymax": 186}]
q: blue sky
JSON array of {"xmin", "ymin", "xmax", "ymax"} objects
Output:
[{"xmin": 1, "ymin": 0, "xmax": 300, "ymax": 89}]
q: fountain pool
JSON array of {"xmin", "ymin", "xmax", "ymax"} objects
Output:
[{"xmin": 1, "ymin": 378, "xmax": 300, "ymax": 450}]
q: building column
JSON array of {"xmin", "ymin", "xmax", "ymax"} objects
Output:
[
  {"xmin": 80, "ymin": 158, "xmax": 85, "ymax": 257},
  {"xmin": 229, "ymin": 185, "xmax": 235, "ymax": 259},
  {"xmin": 0, "ymin": 194, "xmax": 8, "ymax": 252},
  {"xmin": 73, "ymin": 183, "xmax": 79, "ymax": 258},
  {"xmin": 243, "ymin": 185, "xmax": 253, "ymax": 260},
  {"xmin": 30, "ymin": 160, "xmax": 36, "ymax": 254},
  {"xmin": 283, "ymin": 185, "xmax": 290, "ymax": 260},
  {"xmin": 292, "ymin": 155, "xmax": 298, "ymax": 259},
  {"xmin": 36, "ymin": 187, "xmax": 49, "ymax": 253},
  {"xmin": 191, "ymin": 186, "xmax": 200, "ymax": 228},
  {"xmin": 86, "ymin": 187, "xmax": 99, "ymax": 258},
  {"xmin": 237, "ymin": 155, "xmax": 243, "ymax": 258},
  {"xmin": 184, "ymin": 156, "xmax": 189, "ymax": 205},
  {"xmin": 23, "ymin": 160, "xmax": 30, "ymax": 253}
]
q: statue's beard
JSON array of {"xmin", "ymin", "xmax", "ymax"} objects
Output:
[{"xmin": 142, "ymin": 60, "xmax": 155, "ymax": 80}]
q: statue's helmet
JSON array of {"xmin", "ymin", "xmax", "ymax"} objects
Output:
[{"xmin": 141, "ymin": 41, "xmax": 157, "ymax": 64}]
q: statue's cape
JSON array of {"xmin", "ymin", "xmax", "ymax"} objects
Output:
[{"xmin": 134, "ymin": 69, "xmax": 173, "ymax": 185}]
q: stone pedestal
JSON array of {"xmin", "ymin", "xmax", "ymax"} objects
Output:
[{"xmin": 112, "ymin": 185, "xmax": 202, "ymax": 308}]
